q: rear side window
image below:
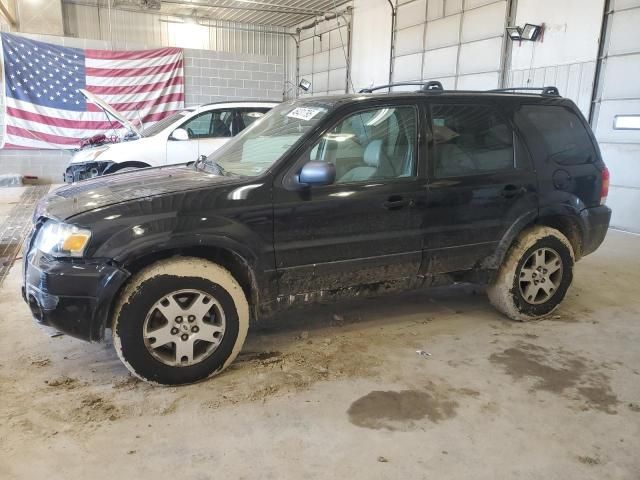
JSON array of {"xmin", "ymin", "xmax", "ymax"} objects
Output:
[
  {"xmin": 520, "ymin": 105, "xmax": 596, "ymax": 165},
  {"xmin": 430, "ymin": 104, "xmax": 514, "ymax": 178}
]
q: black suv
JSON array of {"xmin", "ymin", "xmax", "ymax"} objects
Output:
[{"xmin": 23, "ymin": 83, "xmax": 611, "ymax": 385}]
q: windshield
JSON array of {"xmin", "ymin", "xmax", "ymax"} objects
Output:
[
  {"xmin": 141, "ymin": 110, "xmax": 192, "ymax": 137},
  {"xmin": 202, "ymin": 101, "xmax": 331, "ymax": 176}
]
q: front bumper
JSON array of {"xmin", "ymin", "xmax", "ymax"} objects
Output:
[
  {"xmin": 22, "ymin": 248, "xmax": 129, "ymax": 342},
  {"xmin": 581, "ymin": 205, "xmax": 612, "ymax": 257}
]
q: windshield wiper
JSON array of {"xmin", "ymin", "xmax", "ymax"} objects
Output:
[
  {"xmin": 194, "ymin": 155, "xmax": 229, "ymax": 176},
  {"xmin": 194, "ymin": 154, "xmax": 207, "ymax": 171}
]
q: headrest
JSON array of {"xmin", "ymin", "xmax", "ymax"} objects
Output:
[{"xmin": 364, "ymin": 139, "xmax": 384, "ymax": 167}]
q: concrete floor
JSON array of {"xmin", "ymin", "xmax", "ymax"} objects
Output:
[{"xmin": 0, "ymin": 190, "xmax": 639, "ymax": 479}]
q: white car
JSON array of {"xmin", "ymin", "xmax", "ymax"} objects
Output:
[{"xmin": 64, "ymin": 90, "xmax": 277, "ymax": 182}]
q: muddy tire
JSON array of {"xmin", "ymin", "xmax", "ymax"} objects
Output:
[
  {"xmin": 487, "ymin": 226, "xmax": 575, "ymax": 321},
  {"xmin": 112, "ymin": 257, "xmax": 249, "ymax": 385}
]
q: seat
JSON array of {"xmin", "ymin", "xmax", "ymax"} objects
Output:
[
  {"xmin": 339, "ymin": 139, "xmax": 389, "ymax": 182},
  {"xmin": 230, "ymin": 112, "xmax": 245, "ymax": 136},
  {"xmin": 212, "ymin": 118, "xmax": 230, "ymax": 137}
]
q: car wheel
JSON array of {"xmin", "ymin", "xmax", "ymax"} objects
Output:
[
  {"xmin": 487, "ymin": 226, "xmax": 574, "ymax": 321},
  {"xmin": 112, "ymin": 257, "xmax": 249, "ymax": 385}
]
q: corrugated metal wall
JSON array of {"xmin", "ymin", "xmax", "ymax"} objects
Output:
[{"xmin": 63, "ymin": 2, "xmax": 287, "ymax": 56}]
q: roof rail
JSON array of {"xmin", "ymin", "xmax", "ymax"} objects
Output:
[
  {"xmin": 490, "ymin": 86, "xmax": 561, "ymax": 96},
  {"xmin": 359, "ymin": 81, "xmax": 444, "ymax": 93}
]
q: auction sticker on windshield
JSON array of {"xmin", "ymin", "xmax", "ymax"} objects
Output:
[{"xmin": 287, "ymin": 107, "xmax": 324, "ymax": 121}]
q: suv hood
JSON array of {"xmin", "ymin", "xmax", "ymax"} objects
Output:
[
  {"xmin": 36, "ymin": 165, "xmax": 237, "ymax": 221},
  {"xmin": 80, "ymin": 89, "xmax": 142, "ymax": 137}
]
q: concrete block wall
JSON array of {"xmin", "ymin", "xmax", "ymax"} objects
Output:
[
  {"xmin": 183, "ymin": 49, "xmax": 284, "ymax": 106},
  {"xmin": 0, "ymin": 35, "xmax": 284, "ymax": 183}
]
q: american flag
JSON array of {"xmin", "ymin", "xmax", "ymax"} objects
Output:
[{"xmin": 1, "ymin": 33, "xmax": 184, "ymax": 149}]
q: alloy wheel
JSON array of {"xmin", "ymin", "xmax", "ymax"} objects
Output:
[
  {"xmin": 142, "ymin": 289, "xmax": 226, "ymax": 367},
  {"xmin": 518, "ymin": 247, "xmax": 564, "ymax": 305}
]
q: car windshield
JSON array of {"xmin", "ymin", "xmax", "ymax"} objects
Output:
[
  {"xmin": 202, "ymin": 101, "xmax": 331, "ymax": 176},
  {"xmin": 141, "ymin": 110, "xmax": 192, "ymax": 137}
]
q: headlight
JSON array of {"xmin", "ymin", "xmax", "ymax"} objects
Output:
[{"xmin": 35, "ymin": 221, "xmax": 92, "ymax": 258}]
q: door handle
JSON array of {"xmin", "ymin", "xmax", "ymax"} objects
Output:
[
  {"xmin": 501, "ymin": 184, "xmax": 523, "ymax": 199},
  {"xmin": 383, "ymin": 195, "xmax": 410, "ymax": 210}
]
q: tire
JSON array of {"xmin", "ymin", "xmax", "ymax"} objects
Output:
[
  {"xmin": 487, "ymin": 226, "xmax": 575, "ymax": 321},
  {"xmin": 112, "ymin": 257, "xmax": 249, "ymax": 385}
]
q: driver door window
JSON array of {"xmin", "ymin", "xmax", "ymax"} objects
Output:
[
  {"xmin": 180, "ymin": 109, "xmax": 270, "ymax": 140},
  {"xmin": 310, "ymin": 107, "xmax": 417, "ymax": 183}
]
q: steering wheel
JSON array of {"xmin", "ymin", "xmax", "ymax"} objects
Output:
[{"xmin": 187, "ymin": 128, "xmax": 195, "ymax": 138}]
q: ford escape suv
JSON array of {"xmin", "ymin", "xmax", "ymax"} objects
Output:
[{"xmin": 23, "ymin": 82, "xmax": 611, "ymax": 385}]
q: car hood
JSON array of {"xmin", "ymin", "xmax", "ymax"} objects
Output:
[
  {"xmin": 79, "ymin": 89, "xmax": 142, "ymax": 137},
  {"xmin": 36, "ymin": 165, "xmax": 237, "ymax": 221}
]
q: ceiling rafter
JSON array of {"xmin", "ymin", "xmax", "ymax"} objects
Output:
[{"xmin": 63, "ymin": 0, "xmax": 353, "ymax": 27}]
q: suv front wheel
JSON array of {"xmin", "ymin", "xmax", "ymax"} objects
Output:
[
  {"xmin": 488, "ymin": 226, "xmax": 575, "ymax": 321},
  {"xmin": 112, "ymin": 257, "xmax": 249, "ymax": 385}
]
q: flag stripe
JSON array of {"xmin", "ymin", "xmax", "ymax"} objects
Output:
[
  {"xmin": 85, "ymin": 47, "xmax": 182, "ymax": 60},
  {"xmin": 85, "ymin": 68, "xmax": 184, "ymax": 87},
  {"xmin": 85, "ymin": 76, "xmax": 184, "ymax": 95},
  {"xmin": 7, "ymin": 125, "xmax": 83, "ymax": 146},
  {"xmin": 85, "ymin": 59, "xmax": 184, "ymax": 78},
  {"xmin": 84, "ymin": 83, "xmax": 185, "ymax": 105},
  {"xmin": 8, "ymin": 107, "xmax": 182, "ymax": 136},
  {"xmin": 5, "ymin": 110, "xmax": 182, "ymax": 149},
  {"xmin": 6, "ymin": 96, "xmax": 186, "ymax": 122},
  {"xmin": 86, "ymin": 92, "xmax": 184, "ymax": 113},
  {"xmin": 85, "ymin": 53, "xmax": 183, "ymax": 69}
]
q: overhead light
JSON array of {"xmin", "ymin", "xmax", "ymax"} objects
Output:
[
  {"xmin": 506, "ymin": 26, "xmax": 523, "ymax": 41},
  {"xmin": 299, "ymin": 78, "xmax": 311, "ymax": 92},
  {"xmin": 522, "ymin": 23, "xmax": 542, "ymax": 41}
]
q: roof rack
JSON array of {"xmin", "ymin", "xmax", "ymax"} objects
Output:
[
  {"xmin": 359, "ymin": 81, "xmax": 444, "ymax": 93},
  {"xmin": 490, "ymin": 86, "xmax": 561, "ymax": 96}
]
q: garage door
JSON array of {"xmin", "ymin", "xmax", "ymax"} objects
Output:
[
  {"xmin": 392, "ymin": 0, "xmax": 509, "ymax": 90},
  {"xmin": 298, "ymin": 17, "xmax": 351, "ymax": 96},
  {"xmin": 591, "ymin": 0, "xmax": 640, "ymax": 232}
]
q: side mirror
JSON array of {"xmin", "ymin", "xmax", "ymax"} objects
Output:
[
  {"xmin": 170, "ymin": 128, "xmax": 189, "ymax": 141},
  {"xmin": 298, "ymin": 161, "xmax": 336, "ymax": 187}
]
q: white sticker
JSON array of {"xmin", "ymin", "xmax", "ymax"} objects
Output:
[{"xmin": 287, "ymin": 107, "xmax": 322, "ymax": 121}]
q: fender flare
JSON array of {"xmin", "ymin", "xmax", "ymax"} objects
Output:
[{"xmin": 481, "ymin": 210, "xmax": 538, "ymax": 270}]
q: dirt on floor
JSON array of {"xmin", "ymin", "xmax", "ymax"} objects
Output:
[{"xmin": 1, "ymin": 230, "xmax": 639, "ymax": 479}]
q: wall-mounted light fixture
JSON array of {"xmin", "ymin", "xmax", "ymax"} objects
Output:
[
  {"xmin": 506, "ymin": 26, "xmax": 523, "ymax": 41},
  {"xmin": 522, "ymin": 23, "xmax": 542, "ymax": 41},
  {"xmin": 283, "ymin": 78, "xmax": 313, "ymax": 98},
  {"xmin": 298, "ymin": 78, "xmax": 312, "ymax": 92},
  {"xmin": 506, "ymin": 23, "xmax": 543, "ymax": 41}
]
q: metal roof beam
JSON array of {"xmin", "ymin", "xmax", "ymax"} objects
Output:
[{"xmin": 161, "ymin": 0, "xmax": 329, "ymax": 17}]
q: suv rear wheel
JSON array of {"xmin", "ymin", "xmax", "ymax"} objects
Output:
[
  {"xmin": 112, "ymin": 257, "xmax": 249, "ymax": 385},
  {"xmin": 487, "ymin": 226, "xmax": 575, "ymax": 321}
]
